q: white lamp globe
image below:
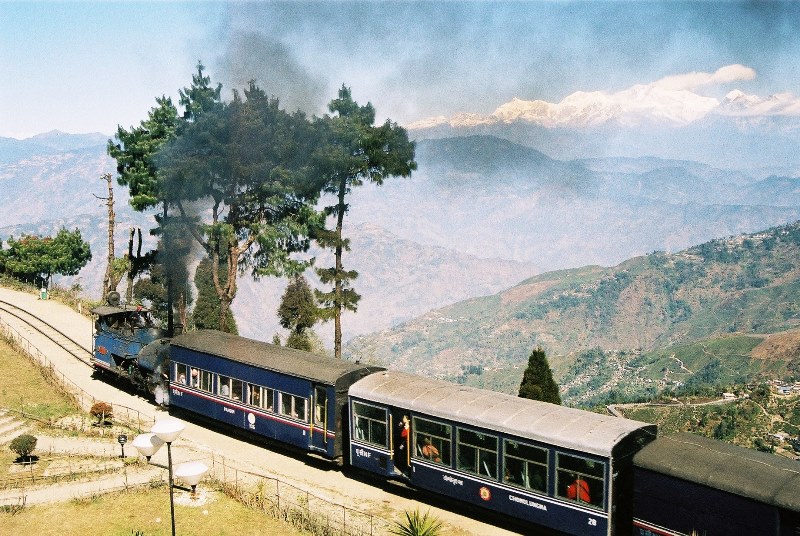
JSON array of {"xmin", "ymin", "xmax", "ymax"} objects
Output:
[
  {"xmin": 151, "ymin": 419, "xmax": 186, "ymax": 443},
  {"xmin": 175, "ymin": 461, "xmax": 209, "ymax": 487},
  {"xmin": 131, "ymin": 433, "xmax": 165, "ymax": 459}
]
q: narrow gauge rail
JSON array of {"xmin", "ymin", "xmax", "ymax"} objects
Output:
[{"xmin": 0, "ymin": 299, "xmax": 93, "ymax": 367}]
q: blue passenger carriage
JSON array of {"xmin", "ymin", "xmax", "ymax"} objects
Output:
[
  {"xmin": 168, "ymin": 330, "xmax": 383, "ymax": 460},
  {"xmin": 348, "ymin": 371, "xmax": 656, "ymax": 536},
  {"xmin": 632, "ymin": 433, "xmax": 800, "ymax": 536}
]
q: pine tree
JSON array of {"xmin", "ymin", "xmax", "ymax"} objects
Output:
[
  {"xmin": 278, "ymin": 274, "xmax": 318, "ymax": 351},
  {"xmin": 192, "ymin": 257, "xmax": 237, "ymax": 333},
  {"xmin": 518, "ymin": 347, "xmax": 562, "ymax": 405},
  {"xmin": 312, "ymin": 85, "xmax": 416, "ymax": 358},
  {"xmin": 0, "ymin": 228, "xmax": 91, "ymax": 288}
]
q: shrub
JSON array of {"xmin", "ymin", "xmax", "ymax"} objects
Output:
[
  {"xmin": 90, "ymin": 401, "xmax": 113, "ymax": 424},
  {"xmin": 389, "ymin": 509, "xmax": 444, "ymax": 536},
  {"xmin": 9, "ymin": 434, "xmax": 37, "ymax": 460}
]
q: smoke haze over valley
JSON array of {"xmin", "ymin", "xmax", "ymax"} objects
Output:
[{"xmin": 2, "ymin": 132, "xmax": 799, "ymax": 354}]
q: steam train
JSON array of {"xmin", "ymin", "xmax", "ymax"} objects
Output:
[{"xmin": 91, "ymin": 303, "xmax": 800, "ymax": 536}]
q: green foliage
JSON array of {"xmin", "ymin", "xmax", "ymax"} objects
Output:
[
  {"xmin": 753, "ymin": 437, "xmax": 775, "ymax": 453},
  {"xmin": 312, "ymin": 85, "xmax": 416, "ymax": 358},
  {"xmin": 0, "ymin": 227, "xmax": 91, "ymax": 287},
  {"xmin": 518, "ymin": 347, "xmax": 561, "ymax": 405},
  {"xmin": 9, "ymin": 433, "xmax": 37, "ymax": 459},
  {"xmin": 750, "ymin": 383, "xmax": 772, "ymax": 404},
  {"xmin": 108, "ymin": 96, "xmax": 180, "ymax": 212},
  {"xmin": 278, "ymin": 274, "xmax": 318, "ymax": 349},
  {"xmin": 109, "ymin": 63, "xmax": 222, "ymax": 328},
  {"xmin": 156, "ymin": 80, "xmax": 324, "ymax": 332},
  {"xmin": 192, "ymin": 257, "xmax": 237, "ymax": 333},
  {"xmin": 389, "ymin": 509, "xmax": 444, "ymax": 536},
  {"xmin": 178, "ymin": 61, "xmax": 223, "ymax": 123},
  {"xmin": 278, "ymin": 274, "xmax": 318, "ymax": 331},
  {"xmin": 286, "ymin": 331, "xmax": 313, "ymax": 352}
]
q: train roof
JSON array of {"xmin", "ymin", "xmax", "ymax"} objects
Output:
[
  {"xmin": 349, "ymin": 370, "xmax": 656, "ymax": 458},
  {"xmin": 91, "ymin": 305, "xmax": 150, "ymax": 317},
  {"xmin": 634, "ymin": 433, "xmax": 800, "ymax": 512},
  {"xmin": 170, "ymin": 329, "xmax": 382, "ymax": 386}
]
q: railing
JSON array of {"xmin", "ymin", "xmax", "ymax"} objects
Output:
[{"xmin": 206, "ymin": 450, "xmax": 392, "ymax": 536}]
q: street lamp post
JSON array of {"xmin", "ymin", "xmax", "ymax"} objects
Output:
[
  {"xmin": 131, "ymin": 432, "xmax": 164, "ymax": 462},
  {"xmin": 132, "ymin": 419, "xmax": 208, "ymax": 536},
  {"xmin": 150, "ymin": 419, "xmax": 185, "ymax": 536}
]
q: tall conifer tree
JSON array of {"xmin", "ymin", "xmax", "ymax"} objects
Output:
[
  {"xmin": 518, "ymin": 347, "xmax": 562, "ymax": 405},
  {"xmin": 312, "ymin": 86, "xmax": 416, "ymax": 358},
  {"xmin": 278, "ymin": 274, "xmax": 318, "ymax": 351}
]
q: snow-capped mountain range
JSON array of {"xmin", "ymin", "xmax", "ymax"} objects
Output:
[{"xmin": 409, "ymin": 64, "xmax": 800, "ymax": 131}]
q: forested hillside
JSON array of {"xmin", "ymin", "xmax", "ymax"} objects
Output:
[{"xmin": 347, "ymin": 221, "xmax": 800, "ymax": 404}]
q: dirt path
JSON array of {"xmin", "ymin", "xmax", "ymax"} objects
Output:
[{"xmin": 0, "ymin": 287, "xmax": 519, "ymax": 535}]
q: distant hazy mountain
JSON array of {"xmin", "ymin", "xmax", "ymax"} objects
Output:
[
  {"xmin": 234, "ymin": 223, "xmax": 536, "ymax": 345},
  {"xmin": 408, "ymin": 68, "xmax": 800, "ymax": 170},
  {"xmin": 0, "ymin": 130, "xmax": 108, "ymax": 165},
  {"xmin": 0, "ymin": 134, "xmax": 537, "ymax": 345},
  {"xmin": 345, "ymin": 135, "xmax": 800, "ymax": 272},
  {"xmin": 3, "ymin": 131, "xmax": 800, "ymax": 351}
]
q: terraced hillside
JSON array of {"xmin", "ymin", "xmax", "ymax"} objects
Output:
[{"xmin": 347, "ymin": 221, "xmax": 800, "ymax": 403}]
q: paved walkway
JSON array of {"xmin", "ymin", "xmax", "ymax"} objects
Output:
[{"xmin": 0, "ymin": 465, "xmax": 164, "ymax": 507}]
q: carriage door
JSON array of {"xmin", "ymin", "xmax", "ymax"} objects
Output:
[{"xmin": 310, "ymin": 385, "xmax": 329, "ymax": 453}]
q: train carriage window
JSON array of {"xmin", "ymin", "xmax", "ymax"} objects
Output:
[
  {"xmin": 279, "ymin": 392, "xmax": 308, "ymax": 422},
  {"xmin": 263, "ymin": 388, "xmax": 274, "ymax": 411},
  {"xmin": 246, "ymin": 385, "xmax": 275, "ymax": 411},
  {"xmin": 231, "ymin": 379, "xmax": 242, "ymax": 401},
  {"xmin": 199, "ymin": 370, "xmax": 213, "ymax": 392},
  {"xmin": 457, "ymin": 429, "xmax": 498, "ymax": 479},
  {"xmin": 352, "ymin": 402, "xmax": 387, "ymax": 447},
  {"xmin": 412, "ymin": 417, "xmax": 451, "ymax": 466},
  {"xmin": 504, "ymin": 440, "xmax": 548, "ymax": 493},
  {"xmin": 247, "ymin": 384, "xmax": 261, "ymax": 407},
  {"xmin": 173, "ymin": 363, "xmax": 189, "ymax": 385},
  {"xmin": 314, "ymin": 387, "xmax": 327, "ymax": 428},
  {"xmin": 218, "ymin": 375, "xmax": 232, "ymax": 398},
  {"xmin": 556, "ymin": 453, "xmax": 605, "ymax": 510}
]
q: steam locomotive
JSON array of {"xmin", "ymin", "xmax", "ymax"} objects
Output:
[{"xmin": 90, "ymin": 302, "xmax": 800, "ymax": 536}]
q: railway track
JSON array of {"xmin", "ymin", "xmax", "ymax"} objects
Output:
[{"xmin": 0, "ymin": 299, "xmax": 93, "ymax": 367}]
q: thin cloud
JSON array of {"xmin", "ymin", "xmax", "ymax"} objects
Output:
[{"xmin": 653, "ymin": 64, "xmax": 756, "ymax": 91}]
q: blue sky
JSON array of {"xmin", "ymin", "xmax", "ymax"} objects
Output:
[{"xmin": 2, "ymin": 1, "xmax": 799, "ymax": 139}]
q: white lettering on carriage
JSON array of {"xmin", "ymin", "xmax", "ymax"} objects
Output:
[
  {"xmin": 443, "ymin": 475, "xmax": 464, "ymax": 486},
  {"xmin": 355, "ymin": 448, "xmax": 371, "ymax": 459},
  {"xmin": 509, "ymin": 494, "xmax": 548, "ymax": 511},
  {"xmin": 223, "ymin": 407, "xmax": 235, "ymax": 414}
]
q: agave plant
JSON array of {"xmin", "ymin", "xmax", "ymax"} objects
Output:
[{"xmin": 389, "ymin": 508, "xmax": 444, "ymax": 536}]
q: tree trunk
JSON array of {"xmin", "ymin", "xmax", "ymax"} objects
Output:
[
  {"xmin": 101, "ymin": 173, "xmax": 115, "ymax": 298},
  {"xmin": 333, "ymin": 176, "xmax": 347, "ymax": 359},
  {"xmin": 126, "ymin": 228, "xmax": 135, "ymax": 303},
  {"xmin": 164, "ymin": 202, "xmax": 174, "ymax": 336}
]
